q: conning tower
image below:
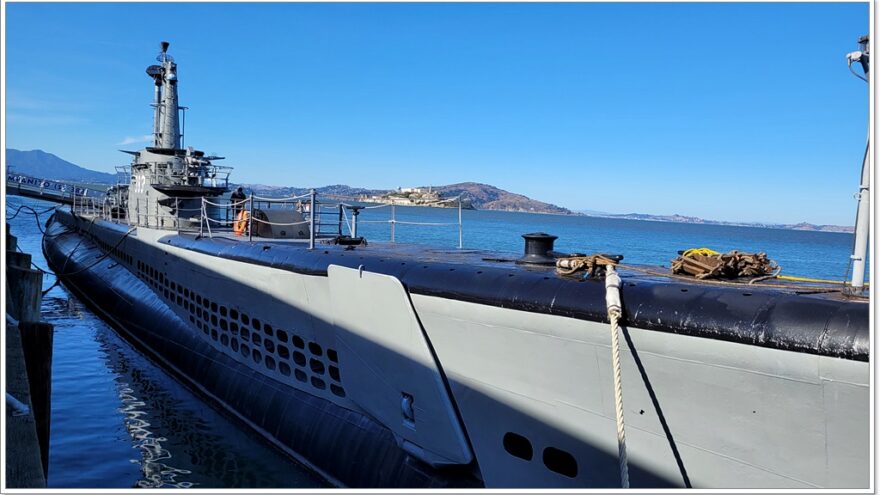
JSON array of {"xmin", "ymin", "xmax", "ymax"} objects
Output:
[{"xmin": 122, "ymin": 41, "xmax": 231, "ymax": 229}]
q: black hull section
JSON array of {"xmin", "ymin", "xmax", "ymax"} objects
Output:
[{"xmin": 42, "ymin": 213, "xmax": 480, "ymax": 488}]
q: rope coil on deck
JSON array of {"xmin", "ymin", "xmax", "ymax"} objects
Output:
[
  {"xmin": 671, "ymin": 248, "xmax": 778, "ymax": 280},
  {"xmin": 555, "ymin": 254, "xmax": 620, "ymax": 278}
]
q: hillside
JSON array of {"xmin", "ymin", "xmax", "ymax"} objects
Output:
[
  {"xmin": 582, "ymin": 211, "xmax": 854, "ymax": 233},
  {"xmin": 6, "ymin": 149, "xmax": 117, "ymax": 184},
  {"xmin": 238, "ymin": 184, "xmax": 389, "ymax": 200},
  {"xmin": 241, "ymin": 182, "xmax": 571, "ymax": 214},
  {"xmin": 430, "ymin": 182, "xmax": 571, "ymax": 214}
]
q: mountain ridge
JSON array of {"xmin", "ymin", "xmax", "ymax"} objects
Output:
[
  {"xmin": 580, "ymin": 211, "xmax": 854, "ymax": 233},
  {"xmin": 6, "ymin": 149, "xmax": 117, "ymax": 184}
]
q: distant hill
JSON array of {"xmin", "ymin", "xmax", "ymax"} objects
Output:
[
  {"xmin": 6, "ymin": 149, "xmax": 117, "ymax": 184},
  {"xmin": 430, "ymin": 182, "xmax": 571, "ymax": 214},
  {"xmin": 582, "ymin": 211, "xmax": 854, "ymax": 233},
  {"xmin": 242, "ymin": 181, "xmax": 572, "ymax": 215},
  {"xmin": 238, "ymin": 184, "xmax": 390, "ymax": 200}
]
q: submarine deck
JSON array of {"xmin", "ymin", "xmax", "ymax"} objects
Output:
[
  {"xmin": 138, "ymin": 225, "xmax": 869, "ymax": 362},
  {"xmin": 176, "ymin": 229, "xmax": 865, "ymax": 302}
]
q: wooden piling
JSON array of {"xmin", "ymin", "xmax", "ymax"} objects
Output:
[
  {"xmin": 5, "ymin": 321, "xmax": 46, "ymax": 488},
  {"xmin": 6, "ymin": 266, "xmax": 43, "ymax": 323},
  {"xmin": 19, "ymin": 321, "xmax": 54, "ymax": 476},
  {"xmin": 5, "ymin": 224, "xmax": 53, "ymax": 487}
]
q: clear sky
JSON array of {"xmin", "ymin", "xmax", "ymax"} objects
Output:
[{"xmin": 5, "ymin": 2, "xmax": 869, "ymax": 225}]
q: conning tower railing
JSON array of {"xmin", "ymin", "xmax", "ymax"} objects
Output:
[{"xmin": 72, "ymin": 189, "xmax": 466, "ymax": 249}]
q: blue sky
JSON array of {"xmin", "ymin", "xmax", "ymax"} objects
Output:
[{"xmin": 5, "ymin": 2, "xmax": 869, "ymax": 224}]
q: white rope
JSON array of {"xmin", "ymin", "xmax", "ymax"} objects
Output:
[
  {"xmin": 337, "ymin": 202, "xmax": 390, "ymax": 210},
  {"xmin": 391, "ymin": 220, "xmax": 457, "ymax": 226},
  {"xmin": 605, "ymin": 265, "xmax": 630, "ymax": 488},
  {"xmin": 249, "ymin": 217, "xmax": 310, "ymax": 227},
  {"xmin": 203, "ymin": 198, "xmax": 248, "ymax": 207},
  {"xmin": 251, "ymin": 192, "xmax": 311, "ymax": 202}
]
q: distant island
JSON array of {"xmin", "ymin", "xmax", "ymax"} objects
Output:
[
  {"xmin": 360, "ymin": 187, "xmax": 474, "ymax": 209},
  {"xmin": 579, "ymin": 211, "xmax": 854, "ymax": 233},
  {"xmin": 5, "ymin": 148, "xmax": 853, "ymax": 232},
  {"xmin": 237, "ymin": 181, "xmax": 571, "ymax": 214}
]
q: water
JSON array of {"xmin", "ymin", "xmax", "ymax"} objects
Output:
[
  {"xmin": 353, "ymin": 204, "xmax": 857, "ymax": 280},
  {"xmin": 7, "ymin": 197, "xmax": 326, "ymax": 489},
  {"xmin": 6, "ymin": 196, "xmax": 858, "ymax": 488}
]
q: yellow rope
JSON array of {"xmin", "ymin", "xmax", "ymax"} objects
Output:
[
  {"xmin": 676, "ymin": 247, "xmax": 866, "ymax": 287},
  {"xmin": 776, "ymin": 274, "xmax": 869, "ymax": 286},
  {"xmin": 681, "ymin": 247, "xmax": 721, "ymax": 257}
]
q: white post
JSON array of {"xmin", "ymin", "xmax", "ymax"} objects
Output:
[
  {"xmin": 850, "ymin": 139, "xmax": 871, "ymax": 291},
  {"xmin": 308, "ymin": 189, "xmax": 316, "ymax": 250},
  {"xmin": 248, "ymin": 193, "xmax": 254, "ymax": 242},
  {"xmin": 199, "ymin": 198, "xmax": 204, "ymax": 237},
  {"xmin": 391, "ymin": 205, "xmax": 396, "ymax": 243},
  {"xmin": 458, "ymin": 196, "xmax": 463, "ymax": 249}
]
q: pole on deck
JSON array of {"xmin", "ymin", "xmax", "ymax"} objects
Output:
[
  {"xmin": 850, "ymin": 139, "xmax": 870, "ymax": 292},
  {"xmin": 458, "ymin": 196, "xmax": 463, "ymax": 249},
  {"xmin": 309, "ymin": 189, "xmax": 316, "ymax": 250},
  {"xmin": 391, "ymin": 205, "xmax": 396, "ymax": 243},
  {"xmin": 248, "ymin": 193, "xmax": 254, "ymax": 242}
]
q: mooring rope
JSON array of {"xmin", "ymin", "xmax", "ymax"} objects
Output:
[{"xmin": 604, "ymin": 264, "xmax": 630, "ymax": 488}]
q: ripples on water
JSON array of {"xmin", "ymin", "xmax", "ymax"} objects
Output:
[{"xmin": 6, "ymin": 196, "xmax": 858, "ymax": 487}]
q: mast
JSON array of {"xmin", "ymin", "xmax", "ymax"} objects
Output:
[
  {"xmin": 145, "ymin": 41, "xmax": 181, "ymax": 149},
  {"xmin": 846, "ymin": 35, "xmax": 870, "ymax": 293}
]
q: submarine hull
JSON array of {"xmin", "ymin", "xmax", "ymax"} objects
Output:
[
  {"xmin": 42, "ymin": 211, "xmax": 480, "ymax": 488},
  {"xmin": 43, "ymin": 209, "xmax": 870, "ymax": 488}
]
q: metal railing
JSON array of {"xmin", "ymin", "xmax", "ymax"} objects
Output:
[
  {"xmin": 71, "ymin": 188, "xmax": 466, "ymax": 250},
  {"xmin": 347, "ymin": 196, "xmax": 465, "ymax": 249},
  {"xmin": 129, "ymin": 162, "xmax": 233, "ymax": 190}
]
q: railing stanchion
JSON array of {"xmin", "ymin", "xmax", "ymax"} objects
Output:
[
  {"xmin": 458, "ymin": 196, "xmax": 463, "ymax": 249},
  {"xmin": 308, "ymin": 189, "xmax": 316, "ymax": 250},
  {"xmin": 248, "ymin": 193, "xmax": 254, "ymax": 242},
  {"xmin": 391, "ymin": 204, "xmax": 396, "ymax": 243},
  {"xmin": 338, "ymin": 204, "xmax": 344, "ymax": 236},
  {"xmin": 199, "ymin": 198, "xmax": 204, "ymax": 237},
  {"xmin": 205, "ymin": 199, "xmax": 214, "ymax": 238}
]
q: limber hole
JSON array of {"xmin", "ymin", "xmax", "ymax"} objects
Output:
[
  {"xmin": 543, "ymin": 447, "xmax": 578, "ymax": 478},
  {"xmin": 503, "ymin": 432, "xmax": 533, "ymax": 461}
]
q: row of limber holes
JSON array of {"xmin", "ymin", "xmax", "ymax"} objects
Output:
[
  {"xmin": 89, "ymin": 232, "xmax": 134, "ymax": 267},
  {"xmin": 503, "ymin": 432, "xmax": 578, "ymax": 479},
  {"xmin": 135, "ymin": 259, "xmax": 346, "ymax": 398}
]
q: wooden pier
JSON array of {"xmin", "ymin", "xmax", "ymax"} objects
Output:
[{"xmin": 5, "ymin": 223, "xmax": 53, "ymax": 488}]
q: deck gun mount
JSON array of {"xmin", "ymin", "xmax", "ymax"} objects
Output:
[{"xmin": 121, "ymin": 41, "xmax": 232, "ymax": 230}]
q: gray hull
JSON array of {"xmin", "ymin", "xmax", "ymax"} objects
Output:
[{"xmin": 43, "ymin": 209, "xmax": 870, "ymax": 488}]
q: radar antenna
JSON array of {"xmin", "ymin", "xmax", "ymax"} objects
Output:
[{"xmin": 156, "ymin": 41, "xmax": 174, "ymax": 63}]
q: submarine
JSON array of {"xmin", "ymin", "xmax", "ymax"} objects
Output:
[{"xmin": 42, "ymin": 41, "xmax": 869, "ymax": 488}]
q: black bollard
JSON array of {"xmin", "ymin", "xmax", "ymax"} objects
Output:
[{"xmin": 516, "ymin": 232, "xmax": 559, "ymax": 265}]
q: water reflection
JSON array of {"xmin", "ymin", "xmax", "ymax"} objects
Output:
[
  {"xmin": 94, "ymin": 329, "xmax": 325, "ymax": 488},
  {"xmin": 117, "ymin": 385, "xmax": 194, "ymax": 488}
]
